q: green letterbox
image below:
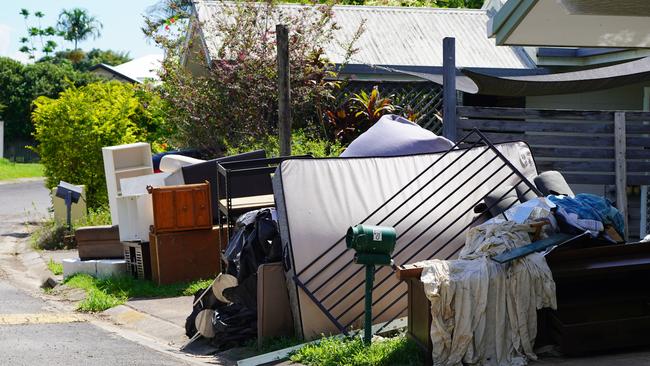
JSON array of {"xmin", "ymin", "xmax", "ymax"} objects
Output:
[
  {"xmin": 346, "ymin": 224, "xmax": 396, "ymax": 266},
  {"xmin": 346, "ymin": 224, "xmax": 397, "ymax": 344}
]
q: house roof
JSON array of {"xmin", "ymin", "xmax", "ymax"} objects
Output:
[
  {"xmin": 490, "ymin": 0, "xmax": 650, "ymax": 48},
  {"xmin": 112, "ymin": 54, "xmax": 163, "ymax": 83},
  {"xmin": 89, "ymin": 63, "xmax": 140, "ymax": 83},
  {"xmin": 192, "ymin": 1, "xmax": 535, "ymax": 70},
  {"xmin": 91, "ymin": 55, "xmax": 163, "ymax": 84}
]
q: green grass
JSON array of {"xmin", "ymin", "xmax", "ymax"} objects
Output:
[
  {"xmin": 290, "ymin": 335, "xmax": 424, "ymax": 366},
  {"xmin": 64, "ymin": 274, "xmax": 213, "ymax": 312},
  {"xmin": 0, "ymin": 158, "xmax": 43, "ymax": 181},
  {"xmin": 47, "ymin": 259, "xmax": 63, "ymax": 275}
]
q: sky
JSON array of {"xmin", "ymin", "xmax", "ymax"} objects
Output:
[{"xmin": 0, "ymin": 0, "xmax": 164, "ymax": 63}]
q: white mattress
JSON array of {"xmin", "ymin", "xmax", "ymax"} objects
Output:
[{"xmin": 273, "ymin": 142, "xmax": 538, "ymax": 339}]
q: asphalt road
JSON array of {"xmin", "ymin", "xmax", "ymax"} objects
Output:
[
  {"xmin": 0, "ymin": 179, "xmax": 195, "ymax": 365},
  {"xmin": 0, "ymin": 178, "xmax": 50, "ymax": 230}
]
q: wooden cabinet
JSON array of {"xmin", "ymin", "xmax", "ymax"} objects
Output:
[
  {"xmin": 148, "ymin": 227, "xmax": 223, "ymax": 285},
  {"xmin": 148, "ymin": 182, "xmax": 212, "ymax": 233}
]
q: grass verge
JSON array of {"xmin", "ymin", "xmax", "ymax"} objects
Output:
[
  {"xmin": 290, "ymin": 335, "xmax": 423, "ymax": 366},
  {"xmin": 0, "ymin": 158, "xmax": 43, "ymax": 181},
  {"xmin": 64, "ymin": 274, "xmax": 212, "ymax": 312},
  {"xmin": 47, "ymin": 259, "xmax": 63, "ymax": 275}
]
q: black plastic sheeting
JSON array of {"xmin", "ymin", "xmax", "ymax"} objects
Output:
[{"xmin": 185, "ymin": 208, "xmax": 282, "ymax": 351}]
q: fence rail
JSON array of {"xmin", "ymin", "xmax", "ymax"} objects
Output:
[{"xmin": 455, "ymin": 106, "xmax": 650, "ymax": 186}]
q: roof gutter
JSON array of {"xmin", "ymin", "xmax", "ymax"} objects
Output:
[{"xmin": 489, "ymin": 0, "xmax": 537, "ymax": 46}]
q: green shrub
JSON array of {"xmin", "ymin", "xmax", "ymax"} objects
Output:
[
  {"xmin": 31, "ymin": 81, "xmax": 168, "ymax": 208},
  {"xmin": 73, "ymin": 206, "xmax": 112, "ymax": 229},
  {"xmin": 227, "ymin": 130, "xmax": 345, "ymax": 158}
]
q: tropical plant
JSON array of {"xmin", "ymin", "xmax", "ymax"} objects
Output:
[
  {"xmin": 57, "ymin": 8, "xmax": 103, "ymax": 50},
  {"xmin": 326, "ymin": 86, "xmax": 418, "ymax": 144},
  {"xmin": 143, "ymin": 0, "xmax": 363, "ymax": 156},
  {"xmin": 31, "ymin": 81, "xmax": 169, "ymax": 207},
  {"xmin": 19, "ymin": 9, "xmax": 60, "ymax": 59},
  {"xmin": 44, "ymin": 48, "xmax": 132, "ymax": 72}
]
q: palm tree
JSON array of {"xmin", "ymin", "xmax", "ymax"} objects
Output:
[{"xmin": 56, "ymin": 8, "xmax": 103, "ymax": 50}]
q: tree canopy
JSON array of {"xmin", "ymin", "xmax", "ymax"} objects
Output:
[
  {"xmin": 57, "ymin": 8, "xmax": 103, "ymax": 50},
  {"xmin": 0, "ymin": 57, "xmax": 97, "ymax": 142}
]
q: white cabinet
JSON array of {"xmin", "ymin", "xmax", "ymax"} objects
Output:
[
  {"xmin": 116, "ymin": 194, "xmax": 154, "ymax": 242},
  {"xmin": 119, "ymin": 170, "xmax": 184, "ymax": 196},
  {"xmin": 102, "ymin": 142, "xmax": 153, "ymax": 225}
]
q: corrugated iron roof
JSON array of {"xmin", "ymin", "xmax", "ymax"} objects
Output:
[{"xmin": 193, "ymin": 1, "xmax": 535, "ymax": 69}]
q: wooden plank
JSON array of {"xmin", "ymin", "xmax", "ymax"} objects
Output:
[
  {"xmin": 627, "ymin": 149, "xmax": 650, "ymax": 159},
  {"xmin": 627, "ymin": 136, "xmax": 650, "ymax": 147},
  {"xmin": 628, "ymin": 161, "xmax": 650, "ymax": 172},
  {"xmin": 457, "ymin": 106, "xmax": 615, "ymax": 121},
  {"xmin": 461, "ymin": 132, "xmax": 614, "ymax": 147},
  {"xmin": 624, "ymin": 123, "xmax": 650, "ymax": 134},
  {"xmin": 457, "ymin": 118, "xmax": 613, "ymax": 134},
  {"xmin": 629, "ymin": 175, "xmax": 650, "ymax": 185},
  {"xmin": 615, "ymin": 112, "xmax": 628, "ymax": 240},
  {"xmin": 536, "ymin": 160, "xmax": 614, "ymax": 172},
  {"xmin": 395, "ymin": 264, "xmax": 423, "ymax": 280},
  {"xmin": 621, "ymin": 111, "xmax": 650, "ymax": 121},
  {"xmin": 532, "ymin": 147, "xmax": 614, "ymax": 159},
  {"xmin": 442, "ymin": 37, "xmax": 457, "ymax": 141},
  {"xmin": 276, "ymin": 24, "xmax": 292, "ymax": 156}
]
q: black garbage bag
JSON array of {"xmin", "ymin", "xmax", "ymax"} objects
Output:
[
  {"xmin": 185, "ymin": 287, "xmax": 228, "ymax": 338},
  {"xmin": 210, "ymin": 303, "xmax": 257, "ymax": 350},
  {"xmin": 222, "ymin": 275, "xmax": 257, "ymax": 310},
  {"xmin": 185, "ymin": 207, "xmax": 282, "ymax": 350},
  {"xmin": 224, "ymin": 208, "xmax": 282, "ymax": 283}
]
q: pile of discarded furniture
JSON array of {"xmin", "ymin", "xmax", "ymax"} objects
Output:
[{"xmin": 59, "ymin": 114, "xmax": 650, "ymax": 363}]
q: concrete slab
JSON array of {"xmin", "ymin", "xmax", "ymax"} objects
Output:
[
  {"xmin": 127, "ymin": 296, "xmax": 194, "ymax": 327},
  {"xmin": 95, "ymin": 259, "xmax": 127, "ymax": 278},
  {"xmin": 102, "ymin": 304, "xmax": 187, "ymax": 347},
  {"xmin": 62, "ymin": 258, "xmax": 97, "ymax": 278}
]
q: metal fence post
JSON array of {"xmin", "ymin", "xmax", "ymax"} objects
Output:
[{"xmin": 442, "ymin": 37, "xmax": 457, "ymax": 142}]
